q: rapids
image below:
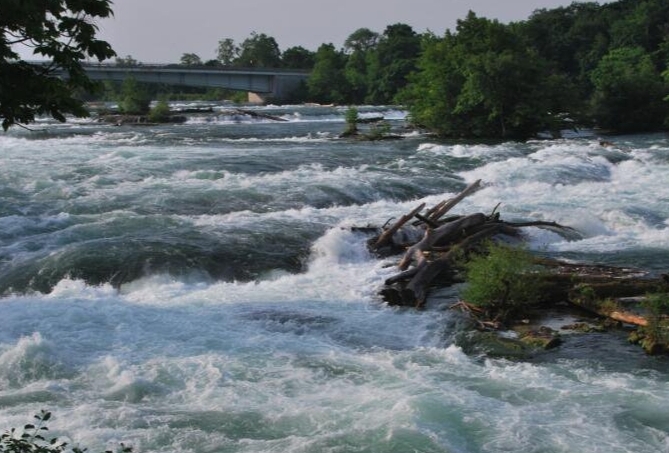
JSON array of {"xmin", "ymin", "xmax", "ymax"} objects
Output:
[{"xmin": 0, "ymin": 104, "xmax": 667, "ymax": 452}]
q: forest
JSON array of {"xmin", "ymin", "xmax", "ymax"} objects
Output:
[
  {"xmin": 116, "ymin": 0, "xmax": 669, "ymax": 139},
  {"xmin": 4, "ymin": 0, "xmax": 668, "ymax": 138}
]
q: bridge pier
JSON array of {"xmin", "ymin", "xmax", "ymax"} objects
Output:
[{"xmin": 247, "ymin": 92, "xmax": 267, "ymax": 104}]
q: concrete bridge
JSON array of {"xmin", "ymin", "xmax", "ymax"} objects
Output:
[{"xmin": 63, "ymin": 64, "xmax": 310, "ymax": 102}]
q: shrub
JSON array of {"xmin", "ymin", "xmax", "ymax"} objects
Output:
[
  {"xmin": 365, "ymin": 121, "xmax": 391, "ymax": 140},
  {"xmin": 342, "ymin": 106, "xmax": 359, "ymax": 137},
  {"xmin": 461, "ymin": 241, "xmax": 544, "ymax": 322},
  {"xmin": 148, "ymin": 99, "xmax": 171, "ymax": 123},
  {"xmin": 117, "ymin": 78, "xmax": 150, "ymax": 115},
  {"xmin": 0, "ymin": 411, "xmax": 131, "ymax": 453},
  {"xmin": 639, "ymin": 293, "xmax": 669, "ymax": 352}
]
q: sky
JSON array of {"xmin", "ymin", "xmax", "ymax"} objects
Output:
[{"xmin": 23, "ymin": 0, "xmax": 615, "ymax": 63}]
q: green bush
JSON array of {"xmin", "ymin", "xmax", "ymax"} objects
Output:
[
  {"xmin": 117, "ymin": 78, "xmax": 150, "ymax": 115},
  {"xmin": 461, "ymin": 242, "xmax": 544, "ymax": 322},
  {"xmin": 148, "ymin": 99, "xmax": 171, "ymax": 123},
  {"xmin": 365, "ymin": 121, "xmax": 391, "ymax": 140},
  {"xmin": 342, "ymin": 106, "xmax": 359, "ymax": 137},
  {"xmin": 640, "ymin": 293, "xmax": 669, "ymax": 349},
  {"xmin": 0, "ymin": 411, "xmax": 131, "ymax": 453}
]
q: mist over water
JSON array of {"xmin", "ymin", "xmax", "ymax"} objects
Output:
[{"xmin": 0, "ymin": 104, "xmax": 668, "ymax": 452}]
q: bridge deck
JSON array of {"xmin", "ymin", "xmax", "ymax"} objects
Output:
[{"xmin": 56, "ymin": 64, "xmax": 310, "ymax": 99}]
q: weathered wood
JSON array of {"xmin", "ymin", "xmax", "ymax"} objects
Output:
[
  {"xmin": 374, "ymin": 203, "xmax": 425, "ymax": 249},
  {"xmin": 424, "ymin": 200, "xmax": 447, "ymax": 220},
  {"xmin": 389, "ymin": 223, "xmax": 509, "ymax": 307},
  {"xmin": 414, "ymin": 213, "xmax": 440, "ymax": 228},
  {"xmin": 234, "ymin": 108, "xmax": 288, "ymax": 122},
  {"xmin": 504, "ymin": 220, "xmax": 581, "ymax": 239},
  {"xmin": 364, "ymin": 191, "xmax": 669, "ymax": 353},
  {"xmin": 398, "ymin": 213, "xmax": 487, "ymax": 270},
  {"xmin": 428, "ymin": 179, "xmax": 482, "ymax": 223},
  {"xmin": 609, "ymin": 310, "xmax": 649, "ymax": 327}
]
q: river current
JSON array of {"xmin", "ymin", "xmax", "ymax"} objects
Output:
[{"xmin": 0, "ymin": 104, "xmax": 667, "ymax": 452}]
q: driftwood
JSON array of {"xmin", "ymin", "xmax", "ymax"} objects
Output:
[
  {"xmin": 233, "ymin": 108, "xmax": 288, "ymax": 122},
  {"xmin": 427, "ymin": 179, "xmax": 481, "ymax": 223},
  {"xmin": 365, "ymin": 180, "xmax": 669, "ymax": 354},
  {"xmin": 371, "ymin": 179, "xmax": 579, "ymax": 308},
  {"xmin": 373, "ymin": 203, "xmax": 426, "ymax": 250}
]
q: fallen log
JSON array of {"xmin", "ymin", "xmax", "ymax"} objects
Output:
[
  {"xmin": 427, "ymin": 179, "xmax": 482, "ymax": 223},
  {"xmin": 387, "ymin": 223, "xmax": 512, "ymax": 307},
  {"xmin": 374, "ymin": 180, "xmax": 483, "ymax": 252},
  {"xmin": 373, "ymin": 203, "xmax": 425, "ymax": 250},
  {"xmin": 397, "ymin": 213, "xmax": 487, "ymax": 270},
  {"xmin": 233, "ymin": 108, "xmax": 288, "ymax": 122}
]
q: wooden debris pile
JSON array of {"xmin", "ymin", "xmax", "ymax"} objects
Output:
[
  {"xmin": 365, "ymin": 180, "xmax": 669, "ymax": 354},
  {"xmin": 369, "ymin": 179, "xmax": 575, "ymax": 308}
]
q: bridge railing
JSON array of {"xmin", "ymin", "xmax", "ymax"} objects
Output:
[{"xmin": 79, "ymin": 62, "xmax": 311, "ymax": 76}]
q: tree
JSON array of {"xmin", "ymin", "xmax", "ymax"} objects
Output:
[
  {"xmin": 281, "ymin": 46, "xmax": 315, "ymax": 69},
  {"xmin": 590, "ymin": 46, "xmax": 668, "ymax": 133},
  {"xmin": 216, "ymin": 38, "xmax": 238, "ymax": 65},
  {"xmin": 117, "ymin": 78, "xmax": 150, "ymax": 115},
  {"xmin": 366, "ymin": 23, "xmax": 421, "ymax": 104},
  {"xmin": 307, "ymin": 43, "xmax": 350, "ymax": 103},
  {"xmin": 401, "ymin": 13, "xmax": 576, "ymax": 139},
  {"xmin": 235, "ymin": 32, "xmax": 282, "ymax": 68},
  {"xmin": 462, "ymin": 242, "xmax": 544, "ymax": 323},
  {"xmin": 343, "ymin": 28, "xmax": 379, "ymax": 54},
  {"xmin": 343, "ymin": 28, "xmax": 380, "ymax": 104},
  {"xmin": 115, "ymin": 55, "xmax": 138, "ymax": 67},
  {"xmin": 180, "ymin": 53, "xmax": 202, "ymax": 66},
  {"xmin": 148, "ymin": 98, "xmax": 171, "ymax": 123},
  {"xmin": 0, "ymin": 0, "xmax": 116, "ymax": 130}
]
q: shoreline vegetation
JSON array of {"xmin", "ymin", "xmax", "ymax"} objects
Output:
[{"xmin": 88, "ymin": 0, "xmax": 669, "ymax": 139}]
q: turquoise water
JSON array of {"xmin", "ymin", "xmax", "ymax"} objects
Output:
[{"xmin": 0, "ymin": 104, "xmax": 667, "ymax": 452}]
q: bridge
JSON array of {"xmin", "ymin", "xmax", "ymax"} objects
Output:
[{"xmin": 60, "ymin": 64, "xmax": 310, "ymax": 102}]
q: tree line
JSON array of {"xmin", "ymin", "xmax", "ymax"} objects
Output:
[
  {"xmin": 169, "ymin": 0, "xmax": 669, "ymax": 138},
  {"xmin": 2, "ymin": 0, "xmax": 669, "ymax": 138}
]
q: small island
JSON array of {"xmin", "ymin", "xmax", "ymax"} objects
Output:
[{"xmin": 359, "ymin": 180, "xmax": 669, "ymax": 357}]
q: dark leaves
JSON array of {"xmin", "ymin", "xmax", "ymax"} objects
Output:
[{"xmin": 0, "ymin": 0, "xmax": 116, "ymax": 130}]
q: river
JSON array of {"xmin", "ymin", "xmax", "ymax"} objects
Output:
[{"xmin": 0, "ymin": 104, "xmax": 667, "ymax": 452}]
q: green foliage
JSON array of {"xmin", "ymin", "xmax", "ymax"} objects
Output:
[
  {"xmin": 401, "ymin": 13, "xmax": 576, "ymax": 139},
  {"xmin": 343, "ymin": 107, "xmax": 359, "ymax": 136},
  {"xmin": 341, "ymin": 28, "xmax": 380, "ymax": 103},
  {"xmin": 461, "ymin": 242, "xmax": 544, "ymax": 322},
  {"xmin": 236, "ymin": 32, "xmax": 282, "ymax": 68},
  {"xmin": 344, "ymin": 28, "xmax": 380, "ymax": 54},
  {"xmin": 179, "ymin": 53, "xmax": 202, "ymax": 66},
  {"xmin": 281, "ymin": 46, "xmax": 315, "ymax": 69},
  {"xmin": 148, "ymin": 99, "xmax": 171, "ymax": 123},
  {"xmin": 364, "ymin": 121, "xmax": 392, "ymax": 140},
  {"xmin": 216, "ymin": 38, "xmax": 239, "ymax": 65},
  {"xmin": 117, "ymin": 78, "xmax": 150, "ymax": 115},
  {"xmin": 401, "ymin": 1, "xmax": 669, "ymax": 137},
  {"xmin": 0, "ymin": 410, "xmax": 132, "ymax": 453},
  {"xmin": 0, "ymin": 0, "xmax": 116, "ymax": 130},
  {"xmin": 589, "ymin": 46, "xmax": 668, "ymax": 133},
  {"xmin": 639, "ymin": 293, "xmax": 669, "ymax": 348},
  {"xmin": 114, "ymin": 55, "xmax": 138, "ymax": 67},
  {"xmin": 365, "ymin": 23, "xmax": 421, "ymax": 104},
  {"xmin": 307, "ymin": 44, "xmax": 350, "ymax": 103}
]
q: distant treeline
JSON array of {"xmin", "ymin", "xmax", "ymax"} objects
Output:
[{"xmin": 108, "ymin": 0, "xmax": 669, "ymax": 138}]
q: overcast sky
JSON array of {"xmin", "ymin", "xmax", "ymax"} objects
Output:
[{"xmin": 46, "ymin": 0, "xmax": 614, "ymax": 63}]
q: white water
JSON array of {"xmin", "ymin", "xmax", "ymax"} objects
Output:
[{"xmin": 0, "ymin": 105, "xmax": 668, "ymax": 452}]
